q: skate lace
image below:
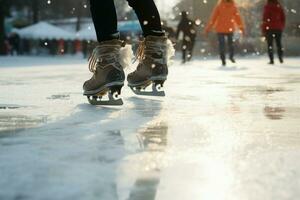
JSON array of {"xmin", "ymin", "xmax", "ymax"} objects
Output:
[
  {"xmin": 134, "ymin": 40, "xmax": 165, "ymax": 65},
  {"xmin": 88, "ymin": 45, "xmax": 120, "ymax": 73},
  {"xmin": 134, "ymin": 40, "xmax": 146, "ymax": 64}
]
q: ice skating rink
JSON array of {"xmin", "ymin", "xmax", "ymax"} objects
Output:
[{"xmin": 0, "ymin": 56, "xmax": 300, "ymax": 200}]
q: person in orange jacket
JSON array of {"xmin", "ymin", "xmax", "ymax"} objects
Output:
[{"xmin": 205, "ymin": 0, "xmax": 245, "ymax": 66}]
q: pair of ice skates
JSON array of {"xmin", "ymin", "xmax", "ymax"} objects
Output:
[{"xmin": 83, "ymin": 36, "xmax": 174, "ymax": 106}]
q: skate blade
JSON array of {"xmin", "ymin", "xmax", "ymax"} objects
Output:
[
  {"xmin": 130, "ymin": 87, "xmax": 165, "ymax": 97},
  {"xmin": 87, "ymin": 97, "xmax": 124, "ymax": 106},
  {"xmin": 85, "ymin": 84, "xmax": 124, "ymax": 106},
  {"xmin": 83, "ymin": 82, "xmax": 124, "ymax": 96},
  {"xmin": 129, "ymin": 80, "xmax": 166, "ymax": 97}
]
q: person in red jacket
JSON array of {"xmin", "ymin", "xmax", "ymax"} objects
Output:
[{"xmin": 261, "ymin": 0, "xmax": 286, "ymax": 64}]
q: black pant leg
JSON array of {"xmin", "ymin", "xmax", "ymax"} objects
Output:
[
  {"xmin": 182, "ymin": 40, "xmax": 187, "ymax": 63},
  {"xmin": 266, "ymin": 31, "xmax": 274, "ymax": 62},
  {"xmin": 126, "ymin": 0, "xmax": 164, "ymax": 37},
  {"xmin": 274, "ymin": 31, "xmax": 283, "ymax": 60},
  {"xmin": 227, "ymin": 33, "xmax": 234, "ymax": 59},
  {"xmin": 187, "ymin": 38, "xmax": 195, "ymax": 61},
  {"xmin": 89, "ymin": 0, "xmax": 119, "ymax": 42},
  {"xmin": 218, "ymin": 33, "xmax": 226, "ymax": 62}
]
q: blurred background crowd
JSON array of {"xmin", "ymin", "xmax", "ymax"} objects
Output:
[{"xmin": 0, "ymin": 0, "xmax": 299, "ymax": 58}]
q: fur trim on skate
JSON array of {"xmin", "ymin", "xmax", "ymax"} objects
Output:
[
  {"xmin": 119, "ymin": 44, "xmax": 134, "ymax": 69},
  {"xmin": 134, "ymin": 37, "xmax": 175, "ymax": 66},
  {"xmin": 166, "ymin": 39, "xmax": 175, "ymax": 66}
]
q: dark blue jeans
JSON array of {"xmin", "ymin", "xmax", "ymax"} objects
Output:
[
  {"xmin": 217, "ymin": 33, "xmax": 234, "ymax": 62},
  {"xmin": 90, "ymin": 0, "xmax": 164, "ymax": 42}
]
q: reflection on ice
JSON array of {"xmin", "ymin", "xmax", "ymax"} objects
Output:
[
  {"xmin": 118, "ymin": 121, "xmax": 168, "ymax": 200},
  {"xmin": 264, "ymin": 106, "xmax": 285, "ymax": 120},
  {"xmin": 47, "ymin": 94, "xmax": 70, "ymax": 100},
  {"xmin": 137, "ymin": 122, "xmax": 168, "ymax": 152},
  {"xmin": 0, "ymin": 114, "xmax": 47, "ymax": 135},
  {"xmin": 1, "ymin": 57, "xmax": 300, "ymax": 199},
  {"xmin": 0, "ymin": 104, "xmax": 25, "ymax": 110},
  {"xmin": 217, "ymin": 66, "xmax": 248, "ymax": 71},
  {"xmin": 127, "ymin": 178, "xmax": 160, "ymax": 200},
  {"xmin": 128, "ymin": 97, "xmax": 163, "ymax": 118}
]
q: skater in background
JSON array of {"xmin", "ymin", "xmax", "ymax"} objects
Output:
[
  {"xmin": 204, "ymin": 0, "xmax": 245, "ymax": 66},
  {"xmin": 83, "ymin": 0, "xmax": 173, "ymax": 105},
  {"xmin": 8, "ymin": 32, "xmax": 20, "ymax": 55},
  {"xmin": 176, "ymin": 11, "xmax": 197, "ymax": 64},
  {"xmin": 261, "ymin": 0, "xmax": 285, "ymax": 64}
]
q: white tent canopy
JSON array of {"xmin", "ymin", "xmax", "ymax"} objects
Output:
[
  {"xmin": 76, "ymin": 25, "xmax": 97, "ymax": 41},
  {"xmin": 76, "ymin": 20, "xmax": 142, "ymax": 41},
  {"xmin": 18, "ymin": 22, "xmax": 75, "ymax": 40}
]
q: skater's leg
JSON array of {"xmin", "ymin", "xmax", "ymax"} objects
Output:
[
  {"xmin": 266, "ymin": 31, "xmax": 274, "ymax": 64},
  {"xmin": 126, "ymin": 0, "xmax": 175, "ymax": 96},
  {"xmin": 182, "ymin": 40, "xmax": 187, "ymax": 63},
  {"xmin": 187, "ymin": 39, "xmax": 195, "ymax": 61},
  {"xmin": 90, "ymin": 0, "xmax": 119, "ymax": 42},
  {"xmin": 126, "ymin": 0, "xmax": 164, "ymax": 37},
  {"xmin": 227, "ymin": 33, "xmax": 235, "ymax": 62},
  {"xmin": 127, "ymin": 34, "xmax": 174, "ymax": 96},
  {"xmin": 217, "ymin": 33, "xmax": 226, "ymax": 66},
  {"xmin": 84, "ymin": 0, "xmax": 128, "ymax": 105},
  {"xmin": 274, "ymin": 31, "xmax": 284, "ymax": 63},
  {"xmin": 182, "ymin": 49, "xmax": 187, "ymax": 63},
  {"xmin": 83, "ymin": 39, "xmax": 127, "ymax": 105}
]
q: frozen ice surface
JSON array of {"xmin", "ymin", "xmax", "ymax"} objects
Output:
[{"xmin": 0, "ymin": 56, "xmax": 300, "ymax": 200}]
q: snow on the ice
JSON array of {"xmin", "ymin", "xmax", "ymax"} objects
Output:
[{"xmin": 0, "ymin": 56, "xmax": 300, "ymax": 200}]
